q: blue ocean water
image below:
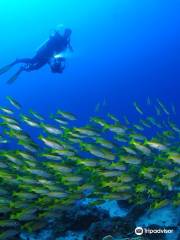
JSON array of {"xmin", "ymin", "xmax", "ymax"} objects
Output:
[{"xmin": 0, "ymin": 0, "xmax": 179, "ymax": 122}]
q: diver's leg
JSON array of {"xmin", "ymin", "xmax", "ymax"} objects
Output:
[
  {"xmin": 13, "ymin": 58, "xmax": 35, "ymax": 64},
  {"xmin": 0, "ymin": 58, "xmax": 37, "ymax": 76},
  {"xmin": 0, "ymin": 63, "xmax": 13, "ymax": 75},
  {"xmin": 6, "ymin": 66, "xmax": 25, "ymax": 84},
  {"xmin": 0, "ymin": 59, "xmax": 22, "ymax": 75},
  {"xmin": 6, "ymin": 61, "xmax": 46, "ymax": 84}
]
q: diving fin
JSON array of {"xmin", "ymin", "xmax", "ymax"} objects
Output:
[
  {"xmin": 0, "ymin": 64, "xmax": 13, "ymax": 75},
  {"xmin": 6, "ymin": 69, "xmax": 23, "ymax": 84}
]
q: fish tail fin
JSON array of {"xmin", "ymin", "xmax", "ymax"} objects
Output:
[
  {"xmin": 102, "ymin": 123, "xmax": 109, "ymax": 132},
  {"xmin": 79, "ymin": 141, "xmax": 85, "ymax": 151},
  {"xmin": 129, "ymin": 138, "xmax": 135, "ymax": 145}
]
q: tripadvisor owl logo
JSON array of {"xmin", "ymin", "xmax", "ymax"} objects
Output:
[
  {"xmin": 135, "ymin": 226, "xmax": 174, "ymax": 236},
  {"xmin": 135, "ymin": 227, "xmax": 143, "ymax": 235}
]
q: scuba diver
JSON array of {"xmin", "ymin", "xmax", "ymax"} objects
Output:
[{"xmin": 0, "ymin": 27, "xmax": 73, "ymax": 84}]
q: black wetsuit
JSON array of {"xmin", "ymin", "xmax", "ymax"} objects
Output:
[
  {"xmin": 15, "ymin": 32, "xmax": 69, "ymax": 71},
  {"xmin": 0, "ymin": 30, "xmax": 72, "ymax": 84}
]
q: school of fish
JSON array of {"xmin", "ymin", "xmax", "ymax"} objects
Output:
[{"xmin": 0, "ymin": 96, "xmax": 179, "ymax": 239}]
